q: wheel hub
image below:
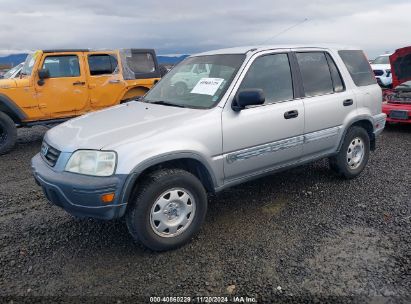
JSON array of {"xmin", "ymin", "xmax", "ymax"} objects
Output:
[
  {"xmin": 164, "ymin": 202, "xmax": 181, "ymax": 220},
  {"xmin": 346, "ymin": 137, "xmax": 364, "ymax": 169},
  {"xmin": 150, "ymin": 188, "xmax": 196, "ymax": 238}
]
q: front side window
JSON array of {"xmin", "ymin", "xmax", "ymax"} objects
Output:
[
  {"xmin": 338, "ymin": 50, "xmax": 376, "ymax": 87},
  {"xmin": 42, "ymin": 55, "xmax": 80, "ymax": 78},
  {"xmin": 88, "ymin": 54, "xmax": 118, "ymax": 76},
  {"xmin": 143, "ymin": 54, "xmax": 245, "ymax": 109},
  {"xmin": 296, "ymin": 52, "xmax": 334, "ymax": 97},
  {"xmin": 239, "ymin": 53, "xmax": 294, "ymax": 104}
]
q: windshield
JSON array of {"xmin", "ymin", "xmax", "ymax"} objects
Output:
[
  {"xmin": 373, "ymin": 56, "xmax": 390, "ymax": 65},
  {"xmin": 2, "ymin": 63, "xmax": 22, "ymax": 79},
  {"xmin": 143, "ymin": 54, "xmax": 245, "ymax": 109},
  {"xmin": 21, "ymin": 51, "xmax": 40, "ymax": 76}
]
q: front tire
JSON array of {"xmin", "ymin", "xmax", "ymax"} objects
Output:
[
  {"xmin": 126, "ymin": 169, "xmax": 208, "ymax": 251},
  {"xmin": 329, "ymin": 126, "xmax": 370, "ymax": 179},
  {"xmin": 0, "ymin": 112, "xmax": 17, "ymax": 155}
]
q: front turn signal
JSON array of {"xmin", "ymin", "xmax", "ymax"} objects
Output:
[{"xmin": 101, "ymin": 193, "xmax": 115, "ymax": 204}]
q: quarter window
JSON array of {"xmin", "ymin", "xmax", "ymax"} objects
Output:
[
  {"xmin": 125, "ymin": 52, "xmax": 156, "ymax": 74},
  {"xmin": 42, "ymin": 55, "xmax": 80, "ymax": 78},
  {"xmin": 239, "ymin": 53, "xmax": 294, "ymax": 104},
  {"xmin": 338, "ymin": 50, "xmax": 376, "ymax": 86},
  {"xmin": 296, "ymin": 52, "xmax": 334, "ymax": 97},
  {"xmin": 88, "ymin": 54, "xmax": 118, "ymax": 76}
]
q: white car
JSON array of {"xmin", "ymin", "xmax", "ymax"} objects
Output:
[
  {"xmin": 370, "ymin": 54, "xmax": 392, "ymax": 87},
  {"xmin": 170, "ymin": 63, "xmax": 211, "ymax": 95}
]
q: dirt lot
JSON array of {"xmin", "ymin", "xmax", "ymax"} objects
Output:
[{"xmin": 0, "ymin": 125, "xmax": 410, "ymax": 303}]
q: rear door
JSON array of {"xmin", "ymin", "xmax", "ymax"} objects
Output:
[
  {"xmin": 86, "ymin": 51, "xmax": 126, "ymax": 110},
  {"xmin": 293, "ymin": 50, "xmax": 356, "ymax": 158},
  {"xmin": 36, "ymin": 52, "xmax": 88, "ymax": 118}
]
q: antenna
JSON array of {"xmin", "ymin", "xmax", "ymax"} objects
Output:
[{"xmin": 259, "ymin": 18, "xmax": 309, "ymax": 44}]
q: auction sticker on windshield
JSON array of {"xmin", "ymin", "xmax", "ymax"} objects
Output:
[{"xmin": 191, "ymin": 78, "xmax": 224, "ymax": 95}]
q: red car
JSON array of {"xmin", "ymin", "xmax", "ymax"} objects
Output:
[{"xmin": 382, "ymin": 46, "xmax": 411, "ymax": 124}]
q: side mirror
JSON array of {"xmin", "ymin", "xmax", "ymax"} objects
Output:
[
  {"xmin": 232, "ymin": 89, "xmax": 265, "ymax": 111},
  {"xmin": 37, "ymin": 69, "xmax": 50, "ymax": 86}
]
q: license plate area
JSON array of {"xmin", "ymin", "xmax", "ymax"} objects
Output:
[{"xmin": 390, "ymin": 110, "xmax": 409, "ymax": 120}]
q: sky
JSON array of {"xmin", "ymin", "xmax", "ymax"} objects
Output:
[{"xmin": 0, "ymin": 0, "xmax": 411, "ymax": 58}]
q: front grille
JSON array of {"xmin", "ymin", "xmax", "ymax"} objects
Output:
[
  {"xmin": 41, "ymin": 142, "xmax": 61, "ymax": 167},
  {"xmin": 373, "ymin": 70, "xmax": 384, "ymax": 76}
]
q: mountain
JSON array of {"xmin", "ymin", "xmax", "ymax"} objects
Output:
[
  {"xmin": 157, "ymin": 54, "xmax": 189, "ymax": 65},
  {"xmin": 0, "ymin": 53, "xmax": 27, "ymax": 67}
]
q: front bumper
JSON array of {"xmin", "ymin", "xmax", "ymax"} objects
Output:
[
  {"xmin": 382, "ymin": 103, "xmax": 411, "ymax": 124},
  {"xmin": 31, "ymin": 154, "xmax": 129, "ymax": 220},
  {"xmin": 376, "ymin": 76, "xmax": 392, "ymax": 87}
]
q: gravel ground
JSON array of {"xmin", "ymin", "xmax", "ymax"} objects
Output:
[{"xmin": 0, "ymin": 125, "xmax": 410, "ymax": 303}]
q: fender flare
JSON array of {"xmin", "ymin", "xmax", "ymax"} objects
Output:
[
  {"xmin": 119, "ymin": 152, "xmax": 219, "ymax": 206},
  {"xmin": 336, "ymin": 116, "xmax": 375, "ymax": 152},
  {"xmin": 0, "ymin": 94, "xmax": 27, "ymax": 123}
]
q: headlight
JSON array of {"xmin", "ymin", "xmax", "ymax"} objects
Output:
[{"xmin": 65, "ymin": 150, "xmax": 117, "ymax": 176}]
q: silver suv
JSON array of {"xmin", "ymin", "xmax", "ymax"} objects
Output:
[{"xmin": 32, "ymin": 45, "xmax": 386, "ymax": 251}]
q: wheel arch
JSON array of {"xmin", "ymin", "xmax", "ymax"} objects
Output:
[
  {"xmin": 338, "ymin": 117, "xmax": 375, "ymax": 152},
  {"xmin": 121, "ymin": 154, "xmax": 217, "ymax": 211},
  {"xmin": 120, "ymin": 86, "xmax": 150, "ymax": 102},
  {"xmin": 0, "ymin": 94, "xmax": 27, "ymax": 124}
]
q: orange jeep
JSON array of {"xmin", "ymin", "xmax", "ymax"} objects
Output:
[{"xmin": 0, "ymin": 48, "xmax": 160, "ymax": 154}]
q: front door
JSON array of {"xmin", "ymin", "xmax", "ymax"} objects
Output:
[
  {"xmin": 86, "ymin": 52, "xmax": 126, "ymax": 110},
  {"xmin": 222, "ymin": 52, "xmax": 305, "ymax": 181},
  {"xmin": 36, "ymin": 53, "xmax": 88, "ymax": 118}
]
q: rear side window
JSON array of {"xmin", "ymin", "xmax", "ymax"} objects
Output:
[
  {"xmin": 325, "ymin": 53, "xmax": 345, "ymax": 92},
  {"xmin": 42, "ymin": 55, "xmax": 80, "ymax": 78},
  {"xmin": 126, "ymin": 52, "xmax": 156, "ymax": 74},
  {"xmin": 338, "ymin": 50, "xmax": 376, "ymax": 86},
  {"xmin": 296, "ymin": 52, "xmax": 333, "ymax": 97},
  {"xmin": 88, "ymin": 54, "xmax": 118, "ymax": 76},
  {"xmin": 239, "ymin": 53, "xmax": 294, "ymax": 104}
]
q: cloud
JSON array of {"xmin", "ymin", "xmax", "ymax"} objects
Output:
[{"xmin": 0, "ymin": 0, "xmax": 410, "ymax": 57}]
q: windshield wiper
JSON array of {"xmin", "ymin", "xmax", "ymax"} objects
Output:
[{"xmin": 148, "ymin": 100, "xmax": 186, "ymax": 108}]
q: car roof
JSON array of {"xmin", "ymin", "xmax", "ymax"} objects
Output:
[{"xmin": 193, "ymin": 44, "xmax": 359, "ymax": 56}]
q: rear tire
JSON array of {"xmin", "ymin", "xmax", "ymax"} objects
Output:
[
  {"xmin": 329, "ymin": 126, "xmax": 370, "ymax": 179},
  {"xmin": 126, "ymin": 169, "xmax": 208, "ymax": 251},
  {"xmin": 0, "ymin": 112, "xmax": 17, "ymax": 155}
]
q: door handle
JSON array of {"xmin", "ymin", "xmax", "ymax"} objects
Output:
[
  {"xmin": 284, "ymin": 110, "xmax": 299, "ymax": 119},
  {"xmin": 343, "ymin": 99, "xmax": 354, "ymax": 106},
  {"xmin": 73, "ymin": 81, "xmax": 85, "ymax": 86},
  {"xmin": 108, "ymin": 79, "xmax": 121, "ymax": 84}
]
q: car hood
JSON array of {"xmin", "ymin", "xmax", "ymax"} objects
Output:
[
  {"xmin": 0, "ymin": 78, "xmax": 17, "ymax": 89},
  {"xmin": 390, "ymin": 46, "xmax": 411, "ymax": 88},
  {"xmin": 45, "ymin": 101, "xmax": 213, "ymax": 152}
]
